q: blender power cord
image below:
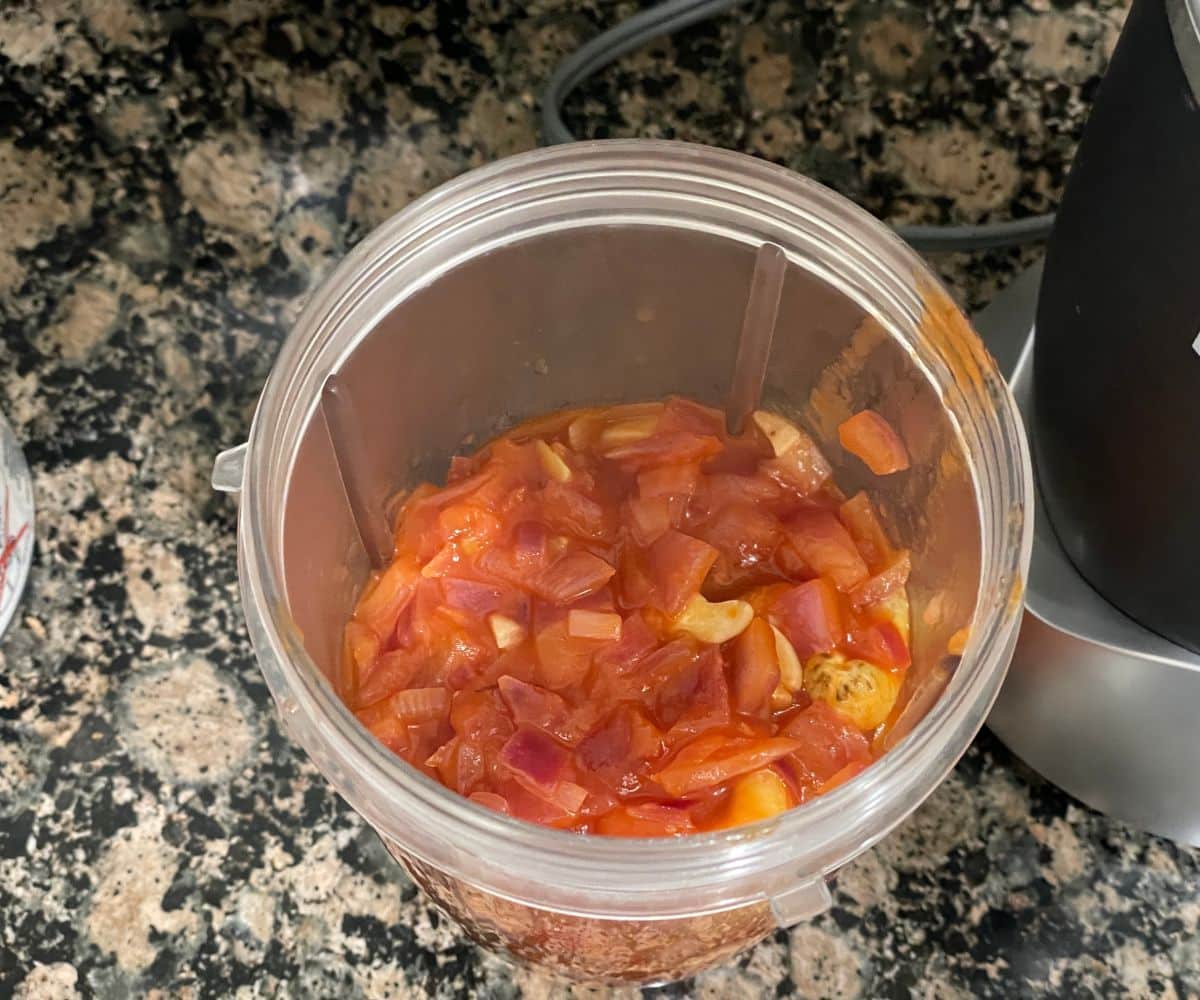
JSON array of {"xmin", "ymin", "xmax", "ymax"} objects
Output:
[{"xmin": 539, "ymin": 0, "xmax": 1056, "ymax": 252}]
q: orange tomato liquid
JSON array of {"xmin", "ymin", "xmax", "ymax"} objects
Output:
[{"xmin": 341, "ymin": 397, "xmax": 911, "ymax": 835}]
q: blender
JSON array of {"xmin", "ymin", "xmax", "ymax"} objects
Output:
[{"xmin": 984, "ymin": 0, "xmax": 1200, "ymax": 846}]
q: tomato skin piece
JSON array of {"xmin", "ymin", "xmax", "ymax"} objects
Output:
[
  {"xmin": 783, "ymin": 509, "xmax": 869, "ymax": 591},
  {"xmin": 355, "ymin": 557, "xmax": 419, "ymax": 639},
  {"xmin": 538, "ymin": 481, "xmax": 612, "ymax": 542},
  {"xmin": 534, "ymin": 620, "xmax": 604, "ymax": 690},
  {"xmin": 700, "ymin": 473, "xmax": 783, "ymax": 513},
  {"xmin": 781, "ymin": 700, "xmax": 871, "ymax": 783},
  {"xmin": 637, "ymin": 640, "xmax": 707, "ymax": 729},
  {"xmin": 838, "ymin": 410, "xmax": 910, "ymax": 475},
  {"xmin": 594, "ymin": 800, "xmax": 697, "ymax": 837},
  {"xmin": 838, "ymin": 491, "xmax": 895, "ymax": 571},
  {"xmin": 694, "ymin": 504, "xmax": 781, "ymax": 592},
  {"xmin": 342, "ymin": 620, "xmax": 381, "ymax": 701},
  {"xmin": 818, "ymin": 759, "xmax": 870, "ymax": 794},
  {"xmin": 356, "ymin": 646, "xmax": 427, "ymax": 709},
  {"xmin": 846, "ymin": 619, "xmax": 912, "ymax": 670},
  {"xmin": 438, "ymin": 502, "xmax": 503, "ymax": 553},
  {"xmin": 355, "ymin": 700, "xmax": 410, "ymax": 755},
  {"xmin": 667, "ymin": 646, "xmax": 733, "ymax": 737},
  {"xmin": 624, "ymin": 495, "xmax": 674, "ymax": 546},
  {"xmin": 761, "ymin": 430, "xmax": 832, "ymax": 496},
  {"xmin": 577, "ymin": 704, "xmax": 666, "ymax": 793},
  {"xmin": 643, "ymin": 530, "xmax": 720, "ymax": 616},
  {"xmin": 731, "ymin": 617, "xmax": 781, "ymax": 718},
  {"xmin": 653, "ymin": 735, "xmax": 803, "ymax": 797},
  {"xmin": 849, "ymin": 551, "xmax": 911, "ymax": 611},
  {"xmin": 770, "ymin": 579, "xmax": 843, "ymax": 659},
  {"xmin": 658, "ymin": 396, "xmax": 727, "ymax": 437},
  {"xmin": 605, "ymin": 431, "xmax": 724, "ymax": 468},
  {"xmin": 468, "ymin": 790, "xmax": 510, "ymax": 814}
]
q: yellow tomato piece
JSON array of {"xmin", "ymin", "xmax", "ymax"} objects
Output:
[
  {"xmin": 876, "ymin": 588, "xmax": 911, "ymax": 644},
  {"xmin": 715, "ymin": 769, "xmax": 795, "ymax": 829}
]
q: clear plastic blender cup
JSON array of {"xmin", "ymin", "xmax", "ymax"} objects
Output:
[{"xmin": 213, "ymin": 140, "xmax": 1032, "ymax": 984}]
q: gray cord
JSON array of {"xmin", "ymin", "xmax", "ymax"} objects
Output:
[{"xmin": 540, "ymin": 0, "xmax": 1056, "ymax": 252}]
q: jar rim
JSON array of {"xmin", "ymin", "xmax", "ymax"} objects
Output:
[{"xmin": 239, "ymin": 139, "xmax": 1033, "ymax": 914}]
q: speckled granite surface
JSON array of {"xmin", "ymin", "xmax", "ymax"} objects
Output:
[{"xmin": 4, "ymin": 1, "xmax": 1198, "ymax": 997}]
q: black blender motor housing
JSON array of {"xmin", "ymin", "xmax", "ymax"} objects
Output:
[{"xmin": 1034, "ymin": 0, "xmax": 1200, "ymax": 655}]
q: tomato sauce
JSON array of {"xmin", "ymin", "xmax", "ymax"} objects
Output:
[{"xmin": 340, "ymin": 397, "xmax": 912, "ymax": 835}]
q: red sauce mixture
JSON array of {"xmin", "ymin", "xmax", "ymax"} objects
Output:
[{"xmin": 340, "ymin": 397, "xmax": 912, "ymax": 835}]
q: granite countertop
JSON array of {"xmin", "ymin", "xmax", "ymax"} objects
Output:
[{"xmin": 4, "ymin": 0, "xmax": 1198, "ymax": 997}]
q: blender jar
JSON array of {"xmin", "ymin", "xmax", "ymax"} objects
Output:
[{"xmin": 213, "ymin": 141, "xmax": 1032, "ymax": 983}]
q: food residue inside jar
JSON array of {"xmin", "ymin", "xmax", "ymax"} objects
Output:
[{"xmin": 339, "ymin": 397, "xmax": 912, "ymax": 835}]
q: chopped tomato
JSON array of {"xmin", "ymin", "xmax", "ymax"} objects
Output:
[
  {"xmin": 342, "ymin": 620, "xmax": 381, "ymax": 702},
  {"xmin": 604, "ymin": 431, "xmax": 724, "ymax": 468},
  {"xmin": 356, "ymin": 646, "xmax": 426, "ymax": 708},
  {"xmin": 624, "ymin": 495, "xmax": 674, "ymax": 546},
  {"xmin": 643, "ymin": 530, "xmax": 720, "ymax": 616},
  {"xmin": 658, "ymin": 396, "xmax": 727, "ymax": 437},
  {"xmin": 849, "ymin": 551, "xmax": 911, "ymax": 611},
  {"xmin": 667, "ymin": 647, "xmax": 732, "ymax": 736},
  {"xmin": 781, "ymin": 701, "xmax": 871, "ymax": 783},
  {"xmin": 846, "ymin": 619, "xmax": 912, "ymax": 670},
  {"xmin": 577, "ymin": 704, "xmax": 666, "ymax": 792},
  {"xmin": 698, "ymin": 473, "xmax": 782, "ymax": 515},
  {"xmin": 838, "ymin": 409, "xmax": 910, "ymax": 475},
  {"xmin": 538, "ymin": 481, "xmax": 612, "ymax": 542},
  {"xmin": 594, "ymin": 799, "xmax": 698, "ymax": 836},
  {"xmin": 343, "ymin": 398, "xmax": 914, "ymax": 836},
  {"xmin": 711, "ymin": 768, "xmax": 796, "ymax": 829},
  {"xmin": 761, "ymin": 430, "xmax": 832, "ymax": 495},
  {"xmin": 638, "ymin": 640, "xmax": 707, "ymax": 728},
  {"xmin": 534, "ymin": 620, "xmax": 603, "ymax": 690},
  {"xmin": 694, "ymin": 504, "xmax": 780, "ymax": 586},
  {"xmin": 354, "ymin": 700, "xmax": 409, "ymax": 754},
  {"xmin": 638, "ymin": 461, "xmax": 702, "ymax": 500},
  {"xmin": 354, "ymin": 557, "xmax": 418, "ymax": 639},
  {"xmin": 653, "ymin": 734, "xmax": 802, "ymax": 797},
  {"xmin": 770, "ymin": 579, "xmax": 843, "ymax": 659},
  {"xmin": 731, "ymin": 617, "xmax": 781, "ymax": 718},
  {"xmin": 838, "ymin": 491, "xmax": 895, "ymax": 571},
  {"xmin": 783, "ymin": 509, "xmax": 869, "ymax": 591}
]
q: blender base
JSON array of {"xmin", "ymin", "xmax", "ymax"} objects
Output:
[{"xmin": 975, "ymin": 266, "xmax": 1200, "ymax": 846}]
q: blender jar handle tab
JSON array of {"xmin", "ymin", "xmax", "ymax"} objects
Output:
[
  {"xmin": 212, "ymin": 443, "xmax": 248, "ymax": 495},
  {"xmin": 767, "ymin": 875, "xmax": 833, "ymax": 927}
]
